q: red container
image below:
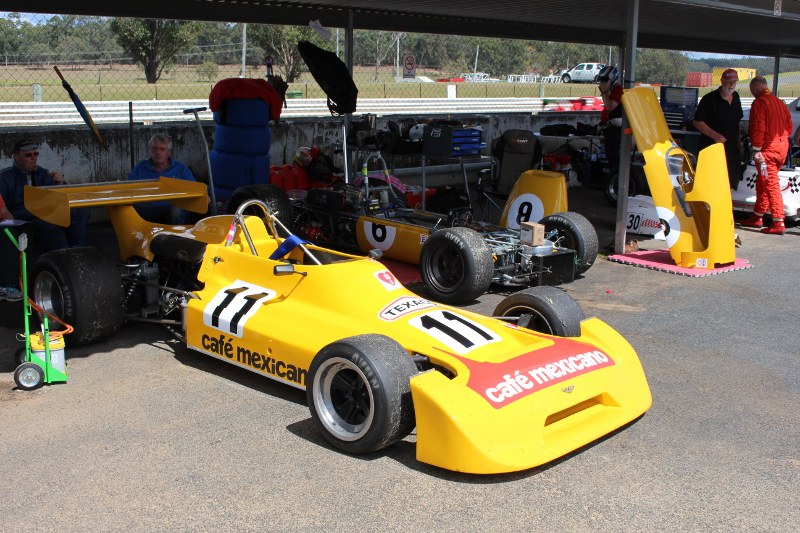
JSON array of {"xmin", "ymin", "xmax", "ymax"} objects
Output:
[
  {"xmin": 269, "ymin": 165, "xmax": 308, "ymax": 191},
  {"xmin": 405, "ymin": 187, "xmax": 435, "ymax": 208},
  {"xmin": 686, "ymin": 72, "xmax": 712, "ymax": 87}
]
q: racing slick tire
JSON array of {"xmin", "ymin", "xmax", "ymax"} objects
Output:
[
  {"xmin": 540, "ymin": 211, "xmax": 598, "ymax": 275},
  {"xmin": 492, "ymin": 286, "xmax": 586, "ymax": 337},
  {"xmin": 226, "ymin": 184, "xmax": 293, "ymax": 234},
  {"xmin": 14, "ymin": 362, "xmax": 44, "ymax": 391},
  {"xmin": 420, "ymin": 227, "xmax": 494, "ymax": 304},
  {"xmin": 307, "ymin": 334, "xmax": 418, "ymax": 455},
  {"xmin": 32, "ymin": 248, "xmax": 124, "ymax": 346}
]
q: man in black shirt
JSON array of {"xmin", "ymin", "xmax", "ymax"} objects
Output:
[{"xmin": 691, "ymin": 68, "xmax": 744, "ymax": 189}]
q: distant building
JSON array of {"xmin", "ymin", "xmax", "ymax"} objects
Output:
[{"xmin": 712, "ymin": 67, "xmax": 756, "ymax": 85}]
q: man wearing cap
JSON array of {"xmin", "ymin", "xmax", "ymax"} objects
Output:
[
  {"xmin": 0, "ymin": 139, "xmax": 90, "ymax": 301},
  {"xmin": 691, "ymin": 68, "xmax": 744, "ymax": 189},
  {"xmin": 127, "ymin": 133, "xmax": 197, "ymax": 224},
  {"xmin": 740, "ymin": 76, "xmax": 793, "ymax": 235},
  {"xmin": 0, "ymin": 138, "xmax": 89, "ymax": 250}
]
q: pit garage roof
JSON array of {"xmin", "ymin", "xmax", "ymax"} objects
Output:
[{"xmin": 7, "ymin": 0, "xmax": 800, "ymax": 59}]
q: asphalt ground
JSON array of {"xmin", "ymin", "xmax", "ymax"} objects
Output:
[{"xmin": 0, "ymin": 185, "xmax": 798, "ymax": 532}]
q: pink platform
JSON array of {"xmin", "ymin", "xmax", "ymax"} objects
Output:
[{"xmin": 608, "ymin": 249, "xmax": 752, "ymax": 277}]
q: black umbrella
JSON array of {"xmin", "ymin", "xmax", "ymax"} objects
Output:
[
  {"xmin": 54, "ymin": 66, "xmax": 106, "ymax": 147},
  {"xmin": 297, "ymin": 41, "xmax": 358, "ymax": 116}
]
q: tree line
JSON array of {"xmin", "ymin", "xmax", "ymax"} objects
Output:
[{"xmin": 2, "ymin": 13, "xmax": 798, "ymax": 85}]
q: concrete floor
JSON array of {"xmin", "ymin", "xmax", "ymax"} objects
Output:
[{"xmin": 1, "ymin": 184, "xmax": 797, "ymax": 532}]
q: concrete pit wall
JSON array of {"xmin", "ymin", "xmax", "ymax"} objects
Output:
[{"xmin": 0, "ymin": 112, "xmax": 596, "ymax": 190}]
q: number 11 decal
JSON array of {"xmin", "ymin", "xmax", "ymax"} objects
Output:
[
  {"xmin": 203, "ymin": 280, "xmax": 276, "ymax": 337},
  {"xmin": 409, "ymin": 310, "xmax": 501, "ymax": 354}
]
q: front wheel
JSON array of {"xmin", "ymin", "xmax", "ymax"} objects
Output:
[
  {"xmin": 14, "ymin": 362, "xmax": 44, "ymax": 391},
  {"xmin": 32, "ymin": 248, "xmax": 124, "ymax": 346},
  {"xmin": 561, "ymin": 74, "xmax": 571, "ymax": 83},
  {"xmin": 307, "ymin": 334, "xmax": 417, "ymax": 455},
  {"xmin": 493, "ymin": 286, "xmax": 585, "ymax": 337},
  {"xmin": 420, "ymin": 227, "xmax": 494, "ymax": 304},
  {"xmin": 540, "ymin": 211, "xmax": 598, "ymax": 275}
]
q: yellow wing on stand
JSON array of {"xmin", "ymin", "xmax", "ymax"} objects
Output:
[{"xmin": 621, "ymin": 87, "xmax": 735, "ymax": 269}]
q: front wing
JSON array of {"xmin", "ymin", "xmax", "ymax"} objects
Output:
[{"xmin": 410, "ymin": 318, "xmax": 651, "ymax": 474}]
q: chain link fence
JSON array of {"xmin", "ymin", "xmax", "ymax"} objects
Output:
[{"xmin": 3, "ymin": 12, "xmax": 800, "ymax": 110}]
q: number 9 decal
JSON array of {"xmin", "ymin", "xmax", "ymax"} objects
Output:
[
  {"xmin": 363, "ymin": 221, "xmax": 397, "ymax": 251},
  {"xmin": 504, "ymin": 193, "xmax": 544, "ymax": 230}
]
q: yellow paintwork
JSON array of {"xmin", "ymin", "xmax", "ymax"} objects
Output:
[
  {"xmin": 181, "ymin": 213, "xmax": 651, "ymax": 473},
  {"xmin": 498, "ymin": 170, "xmax": 569, "ymax": 229},
  {"xmin": 24, "ymin": 178, "xmax": 210, "ymax": 262},
  {"xmin": 412, "ymin": 319, "xmax": 651, "ymax": 473},
  {"xmin": 355, "ymin": 212, "xmax": 438, "ymax": 264},
  {"xmin": 25, "ymin": 178, "xmax": 651, "ymax": 474},
  {"xmin": 622, "ymin": 88, "xmax": 735, "ymax": 268},
  {"xmin": 24, "ymin": 177, "xmax": 208, "ymax": 227}
]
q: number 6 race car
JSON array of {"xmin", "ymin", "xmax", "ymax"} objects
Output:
[
  {"xmin": 230, "ymin": 168, "xmax": 598, "ymax": 306},
  {"xmin": 24, "ymin": 178, "xmax": 651, "ymax": 474}
]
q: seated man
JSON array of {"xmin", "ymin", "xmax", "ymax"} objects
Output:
[
  {"xmin": 0, "ymin": 138, "xmax": 90, "ymax": 252},
  {"xmin": 128, "ymin": 133, "xmax": 197, "ymax": 224},
  {"xmin": 0, "ymin": 193, "xmax": 23, "ymax": 301}
]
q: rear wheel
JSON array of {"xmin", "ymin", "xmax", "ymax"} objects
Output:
[
  {"xmin": 32, "ymin": 248, "xmax": 124, "ymax": 346},
  {"xmin": 603, "ymin": 169, "xmax": 648, "ymax": 206},
  {"xmin": 493, "ymin": 286, "xmax": 585, "ymax": 337},
  {"xmin": 420, "ymin": 227, "xmax": 494, "ymax": 304},
  {"xmin": 227, "ymin": 184, "xmax": 293, "ymax": 232},
  {"xmin": 307, "ymin": 334, "xmax": 417, "ymax": 455},
  {"xmin": 540, "ymin": 211, "xmax": 598, "ymax": 274}
]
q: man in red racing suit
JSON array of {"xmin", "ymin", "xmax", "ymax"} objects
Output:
[{"xmin": 741, "ymin": 76, "xmax": 793, "ymax": 235}]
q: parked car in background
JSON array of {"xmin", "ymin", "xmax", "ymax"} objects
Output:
[{"xmin": 561, "ymin": 63, "xmax": 606, "ymax": 83}]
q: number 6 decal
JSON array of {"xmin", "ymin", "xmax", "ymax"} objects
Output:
[
  {"xmin": 363, "ymin": 221, "xmax": 397, "ymax": 251},
  {"xmin": 203, "ymin": 280, "xmax": 276, "ymax": 337}
]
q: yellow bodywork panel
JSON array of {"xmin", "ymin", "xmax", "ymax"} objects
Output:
[
  {"xmin": 622, "ymin": 88, "xmax": 735, "ymax": 268},
  {"xmin": 499, "ymin": 170, "xmax": 569, "ymax": 229},
  {"xmin": 411, "ymin": 318, "xmax": 651, "ymax": 474},
  {"xmin": 24, "ymin": 177, "xmax": 208, "ymax": 227},
  {"xmin": 24, "ymin": 178, "xmax": 210, "ymax": 261},
  {"xmin": 356, "ymin": 214, "xmax": 433, "ymax": 264}
]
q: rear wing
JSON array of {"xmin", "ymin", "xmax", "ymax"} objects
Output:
[{"xmin": 24, "ymin": 177, "xmax": 209, "ymax": 227}]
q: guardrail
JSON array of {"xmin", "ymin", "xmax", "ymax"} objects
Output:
[
  {"xmin": 0, "ymin": 95, "xmax": 788, "ymax": 126},
  {"xmin": 0, "ymin": 97, "xmax": 556, "ymax": 126}
]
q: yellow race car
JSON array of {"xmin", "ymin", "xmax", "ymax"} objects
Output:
[{"xmin": 25, "ymin": 178, "xmax": 652, "ymax": 474}]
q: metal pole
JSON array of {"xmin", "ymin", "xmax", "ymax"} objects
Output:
[
  {"xmin": 128, "ymin": 101, "xmax": 135, "ymax": 171},
  {"xmin": 240, "ymin": 24, "xmax": 248, "ymax": 78},
  {"xmin": 773, "ymin": 55, "xmax": 780, "ymax": 94},
  {"xmin": 184, "ymin": 107, "xmax": 217, "ymax": 215},
  {"xmin": 614, "ymin": 0, "xmax": 639, "ymax": 255}
]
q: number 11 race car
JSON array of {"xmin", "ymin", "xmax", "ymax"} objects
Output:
[{"xmin": 25, "ymin": 178, "xmax": 651, "ymax": 474}]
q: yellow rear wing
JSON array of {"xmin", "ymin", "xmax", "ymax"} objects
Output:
[{"xmin": 24, "ymin": 177, "xmax": 209, "ymax": 227}]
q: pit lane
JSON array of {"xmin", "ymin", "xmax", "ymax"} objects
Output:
[{"xmin": 0, "ymin": 184, "xmax": 797, "ymax": 532}]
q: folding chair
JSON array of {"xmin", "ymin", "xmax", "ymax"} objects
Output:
[{"xmin": 477, "ymin": 129, "xmax": 542, "ymax": 222}]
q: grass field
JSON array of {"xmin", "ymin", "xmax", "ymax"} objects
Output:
[{"xmin": 3, "ymin": 63, "xmax": 800, "ymax": 102}]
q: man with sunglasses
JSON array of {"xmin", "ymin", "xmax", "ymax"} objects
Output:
[{"xmin": 0, "ymin": 138, "xmax": 89, "ymax": 251}]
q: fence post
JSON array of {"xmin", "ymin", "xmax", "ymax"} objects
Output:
[{"xmin": 32, "ymin": 83, "xmax": 42, "ymax": 102}]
